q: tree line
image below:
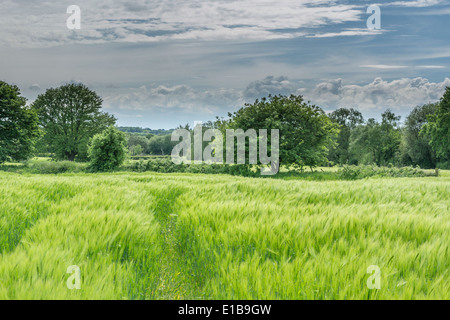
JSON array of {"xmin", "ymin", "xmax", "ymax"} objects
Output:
[
  {"xmin": 327, "ymin": 100, "xmax": 449, "ymax": 169},
  {"xmin": 1, "ymin": 80, "xmax": 448, "ymax": 171}
]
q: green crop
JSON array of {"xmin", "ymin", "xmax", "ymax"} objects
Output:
[{"xmin": 0, "ymin": 171, "xmax": 448, "ymax": 299}]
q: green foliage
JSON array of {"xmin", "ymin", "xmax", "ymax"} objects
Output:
[
  {"xmin": 27, "ymin": 160, "xmax": 87, "ymax": 174},
  {"xmin": 118, "ymin": 126, "xmax": 174, "ymax": 136},
  {"xmin": 228, "ymin": 95, "xmax": 339, "ymax": 170},
  {"xmin": 88, "ymin": 126, "xmax": 128, "ymax": 172},
  {"xmin": 436, "ymin": 161, "xmax": 450, "ymax": 170},
  {"xmin": 349, "ymin": 111, "xmax": 402, "ymax": 166},
  {"xmin": 125, "ymin": 132, "xmax": 177, "ymax": 156},
  {"xmin": 401, "ymin": 103, "xmax": 438, "ymax": 169},
  {"xmin": 124, "ymin": 158, "xmax": 258, "ymax": 177},
  {"xmin": 32, "ymin": 83, "xmax": 116, "ymax": 161},
  {"xmin": 127, "ymin": 134, "xmax": 149, "ymax": 153},
  {"xmin": 0, "ymin": 81, "xmax": 40, "ymax": 163},
  {"xmin": 129, "ymin": 155, "xmax": 169, "ymax": 161},
  {"xmin": 421, "ymin": 87, "xmax": 450, "ymax": 161},
  {"xmin": 130, "ymin": 144, "xmax": 144, "ymax": 156},
  {"xmin": 337, "ymin": 164, "xmax": 427, "ymax": 180},
  {"xmin": 328, "ymin": 108, "xmax": 364, "ymax": 164},
  {"xmin": 148, "ymin": 134, "xmax": 176, "ymax": 156}
]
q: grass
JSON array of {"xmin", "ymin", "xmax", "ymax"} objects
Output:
[
  {"xmin": 0, "ymin": 170, "xmax": 448, "ymax": 299},
  {"xmin": 1, "ymin": 158, "xmax": 436, "ymax": 181}
]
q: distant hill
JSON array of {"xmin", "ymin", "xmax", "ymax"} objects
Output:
[{"xmin": 117, "ymin": 127, "xmax": 174, "ymax": 136}]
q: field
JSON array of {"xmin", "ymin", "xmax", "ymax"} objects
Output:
[{"xmin": 0, "ymin": 170, "xmax": 448, "ymax": 299}]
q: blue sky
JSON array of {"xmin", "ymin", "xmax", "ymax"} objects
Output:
[{"xmin": 0, "ymin": 0, "xmax": 449, "ymax": 128}]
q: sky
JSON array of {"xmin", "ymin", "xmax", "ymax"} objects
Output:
[{"xmin": 0, "ymin": 0, "xmax": 449, "ymax": 129}]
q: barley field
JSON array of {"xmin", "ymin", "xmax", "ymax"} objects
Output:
[{"xmin": 0, "ymin": 171, "xmax": 448, "ymax": 299}]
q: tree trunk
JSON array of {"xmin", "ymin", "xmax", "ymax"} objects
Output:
[{"xmin": 66, "ymin": 152, "xmax": 77, "ymax": 162}]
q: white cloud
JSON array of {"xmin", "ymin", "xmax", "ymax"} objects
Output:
[
  {"xmin": 103, "ymin": 84, "xmax": 243, "ymax": 115},
  {"xmin": 360, "ymin": 65, "xmax": 408, "ymax": 69},
  {"xmin": 307, "ymin": 77, "xmax": 450, "ymax": 111},
  {"xmin": 308, "ymin": 28, "xmax": 385, "ymax": 38},
  {"xmin": 417, "ymin": 65, "xmax": 446, "ymax": 69},
  {"xmin": 101, "ymin": 76, "xmax": 450, "ymax": 118},
  {"xmin": 387, "ymin": 0, "xmax": 445, "ymax": 8},
  {"xmin": 0, "ymin": 0, "xmax": 364, "ymax": 48},
  {"xmin": 243, "ymin": 76, "xmax": 295, "ymax": 99},
  {"xmin": 361, "ymin": 65, "xmax": 448, "ymax": 70}
]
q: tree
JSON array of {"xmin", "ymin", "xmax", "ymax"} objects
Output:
[
  {"xmin": 228, "ymin": 95, "xmax": 339, "ymax": 171},
  {"xmin": 328, "ymin": 108, "xmax": 364, "ymax": 164},
  {"xmin": 401, "ymin": 103, "xmax": 438, "ymax": 168},
  {"xmin": 379, "ymin": 110, "xmax": 402, "ymax": 164},
  {"xmin": 349, "ymin": 118, "xmax": 381, "ymax": 165},
  {"xmin": 349, "ymin": 110, "xmax": 402, "ymax": 166},
  {"xmin": 0, "ymin": 81, "xmax": 40, "ymax": 163},
  {"xmin": 88, "ymin": 126, "xmax": 127, "ymax": 171},
  {"xmin": 32, "ymin": 83, "xmax": 116, "ymax": 161},
  {"xmin": 130, "ymin": 144, "xmax": 143, "ymax": 156},
  {"xmin": 421, "ymin": 87, "xmax": 450, "ymax": 162},
  {"xmin": 127, "ymin": 134, "xmax": 149, "ymax": 154},
  {"xmin": 148, "ymin": 134, "xmax": 175, "ymax": 155}
]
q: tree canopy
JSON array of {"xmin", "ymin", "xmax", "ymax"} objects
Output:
[
  {"xmin": 0, "ymin": 81, "xmax": 40, "ymax": 163},
  {"xmin": 421, "ymin": 87, "xmax": 450, "ymax": 161},
  {"xmin": 228, "ymin": 94, "xmax": 339, "ymax": 170},
  {"xmin": 328, "ymin": 108, "xmax": 364, "ymax": 164},
  {"xmin": 401, "ymin": 103, "xmax": 438, "ymax": 168},
  {"xmin": 148, "ymin": 134, "xmax": 175, "ymax": 156},
  {"xmin": 32, "ymin": 83, "xmax": 116, "ymax": 161},
  {"xmin": 349, "ymin": 110, "xmax": 402, "ymax": 166}
]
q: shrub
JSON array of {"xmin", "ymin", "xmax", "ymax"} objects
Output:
[
  {"xmin": 88, "ymin": 127, "xmax": 128, "ymax": 172},
  {"xmin": 122, "ymin": 158, "xmax": 258, "ymax": 177},
  {"xmin": 337, "ymin": 164, "xmax": 427, "ymax": 180},
  {"xmin": 28, "ymin": 161, "xmax": 86, "ymax": 174}
]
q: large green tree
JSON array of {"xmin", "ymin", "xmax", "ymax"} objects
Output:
[
  {"xmin": 401, "ymin": 103, "xmax": 438, "ymax": 168},
  {"xmin": 32, "ymin": 83, "xmax": 116, "ymax": 161},
  {"xmin": 328, "ymin": 108, "xmax": 364, "ymax": 164},
  {"xmin": 421, "ymin": 87, "xmax": 450, "ymax": 162},
  {"xmin": 228, "ymin": 95, "xmax": 339, "ymax": 171},
  {"xmin": 0, "ymin": 81, "xmax": 40, "ymax": 163}
]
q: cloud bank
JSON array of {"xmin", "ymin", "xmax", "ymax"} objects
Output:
[
  {"xmin": 0, "ymin": 0, "xmax": 367, "ymax": 48},
  {"xmin": 101, "ymin": 76, "xmax": 450, "ymax": 120},
  {"xmin": 308, "ymin": 77, "xmax": 450, "ymax": 111}
]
